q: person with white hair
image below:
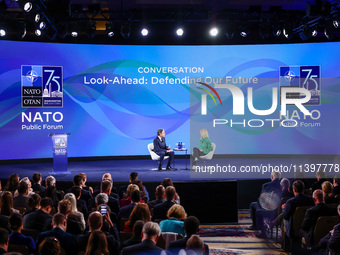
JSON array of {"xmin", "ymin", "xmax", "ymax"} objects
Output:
[
  {"xmin": 63, "ymin": 193, "xmax": 85, "ymax": 231},
  {"xmin": 121, "ymin": 222, "xmax": 164, "ymax": 255},
  {"xmin": 248, "ymin": 170, "xmax": 283, "ymax": 238}
]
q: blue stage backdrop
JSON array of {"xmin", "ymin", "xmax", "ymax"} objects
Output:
[{"xmin": 0, "ymin": 41, "xmax": 339, "ymax": 160}]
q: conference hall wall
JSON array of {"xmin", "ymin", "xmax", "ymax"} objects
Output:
[{"xmin": 1, "ymin": 41, "xmax": 339, "ymax": 177}]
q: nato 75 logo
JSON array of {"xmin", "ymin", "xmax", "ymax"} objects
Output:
[{"xmin": 21, "ymin": 65, "xmax": 63, "ymax": 108}]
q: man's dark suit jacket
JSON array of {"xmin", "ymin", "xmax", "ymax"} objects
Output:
[
  {"xmin": 118, "ymin": 202, "xmax": 136, "ymax": 220},
  {"xmin": 88, "ymin": 195, "xmax": 119, "ymax": 215},
  {"xmin": 76, "ymin": 198, "xmax": 88, "ymax": 219},
  {"xmin": 147, "ymin": 198, "xmax": 165, "ymax": 210},
  {"xmin": 37, "ymin": 227, "xmax": 77, "ymax": 255},
  {"xmin": 66, "ymin": 187, "xmax": 92, "ymax": 202},
  {"xmin": 329, "ymin": 223, "xmax": 340, "ymax": 255},
  {"xmin": 168, "ymin": 236, "xmax": 209, "ymax": 255},
  {"xmin": 13, "ymin": 194, "xmax": 29, "ymax": 210},
  {"xmin": 121, "ymin": 239, "xmax": 163, "ymax": 255},
  {"xmin": 334, "ymin": 185, "xmax": 340, "ymax": 196},
  {"xmin": 300, "ymin": 202, "xmax": 337, "ymax": 246},
  {"xmin": 93, "ymin": 187, "xmax": 119, "ymax": 199},
  {"xmin": 312, "ymin": 179, "xmax": 327, "ymax": 192},
  {"xmin": 77, "ymin": 228, "xmax": 120, "ymax": 255},
  {"xmin": 23, "ymin": 209, "xmax": 52, "ymax": 232},
  {"xmin": 32, "ymin": 183, "xmax": 46, "ymax": 193},
  {"xmin": 153, "ymin": 137, "xmax": 168, "ymax": 154},
  {"xmin": 283, "ymin": 194, "xmax": 314, "ymax": 237},
  {"xmin": 152, "ymin": 200, "xmax": 175, "ymax": 221},
  {"xmin": 261, "ymin": 179, "xmax": 282, "ymax": 196}
]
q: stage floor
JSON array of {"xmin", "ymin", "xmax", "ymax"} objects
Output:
[{"xmin": 0, "ymin": 158, "xmax": 192, "ymax": 182}]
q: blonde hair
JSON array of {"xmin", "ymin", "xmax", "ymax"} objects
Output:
[
  {"xmin": 64, "ymin": 193, "xmax": 78, "ymax": 213},
  {"xmin": 127, "ymin": 184, "xmax": 139, "ymax": 197},
  {"xmin": 200, "ymin": 129, "xmax": 209, "ymax": 139},
  {"xmin": 322, "ymin": 181, "xmax": 333, "ymax": 195},
  {"xmin": 167, "ymin": 204, "xmax": 187, "ymax": 220}
]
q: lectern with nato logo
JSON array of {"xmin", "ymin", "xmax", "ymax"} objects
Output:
[{"xmin": 49, "ymin": 133, "xmax": 70, "ymax": 175}]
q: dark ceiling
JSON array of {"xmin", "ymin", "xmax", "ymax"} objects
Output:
[{"xmin": 0, "ymin": 0, "xmax": 340, "ymax": 44}]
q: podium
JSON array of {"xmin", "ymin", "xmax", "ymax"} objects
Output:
[{"xmin": 49, "ymin": 133, "xmax": 71, "ymax": 175}]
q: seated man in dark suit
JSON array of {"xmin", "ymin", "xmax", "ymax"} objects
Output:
[
  {"xmin": 153, "ymin": 128, "xmax": 175, "ymax": 171},
  {"xmin": 66, "ymin": 174, "xmax": 92, "ymax": 203},
  {"xmin": 23, "ymin": 197, "xmax": 53, "ymax": 232},
  {"xmin": 312, "ymin": 169, "xmax": 327, "ymax": 192},
  {"xmin": 248, "ymin": 170, "xmax": 282, "ymax": 234},
  {"xmin": 118, "ymin": 190, "xmax": 141, "ymax": 220},
  {"xmin": 93, "ymin": 173, "xmax": 119, "ymax": 199},
  {"xmin": 13, "ymin": 181, "xmax": 29, "ymax": 211},
  {"xmin": 37, "ymin": 213, "xmax": 77, "ymax": 255},
  {"xmin": 300, "ymin": 189, "xmax": 338, "ymax": 247},
  {"xmin": 31, "ymin": 172, "xmax": 46, "ymax": 193},
  {"xmin": 71, "ymin": 186, "xmax": 88, "ymax": 219},
  {"xmin": 88, "ymin": 180, "xmax": 119, "ymax": 215},
  {"xmin": 168, "ymin": 216, "xmax": 209, "ymax": 255},
  {"xmin": 58, "ymin": 199, "xmax": 82, "ymax": 235},
  {"xmin": 77, "ymin": 211, "xmax": 120, "ymax": 255},
  {"xmin": 121, "ymin": 222, "xmax": 164, "ymax": 255},
  {"xmin": 333, "ymin": 175, "xmax": 340, "ymax": 196},
  {"xmin": 282, "ymin": 180, "xmax": 314, "ymax": 239},
  {"xmin": 147, "ymin": 185, "xmax": 165, "ymax": 210},
  {"xmin": 0, "ymin": 228, "xmax": 9, "ymax": 255},
  {"xmin": 152, "ymin": 186, "xmax": 176, "ymax": 221}
]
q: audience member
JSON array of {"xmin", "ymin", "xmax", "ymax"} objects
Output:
[
  {"xmin": 168, "ymin": 216, "xmax": 209, "ymax": 255},
  {"xmin": 79, "ymin": 173, "xmax": 93, "ymax": 194},
  {"xmin": 32, "ymin": 172, "xmax": 46, "ymax": 193},
  {"xmin": 0, "ymin": 191, "xmax": 19, "ymax": 216},
  {"xmin": 39, "ymin": 237, "xmax": 61, "ymax": 255},
  {"xmin": 124, "ymin": 203, "xmax": 151, "ymax": 232},
  {"xmin": 0, "ymin": 228, "xmax": 9, "ymax": 255},
  {"xmin": 14, "ymin": 177, "xmax": 34, "ymax": 197},
  {"xmin": 58, "ymin": 199, "xmax": 82, "ymax": 235},
  {"xmin": 248, "ymin": 170, "xmax": 282, "ymax": 233},
  {"xmin": 93, "ymin": 173, "xmax": 118, "ymax": 198},
  {"xmin": 13, "ymin": 181, "xmax": 29, "ymax": 210},
  {"xmin": 160, "ymin": 204, "xmax": 186, "ymax": 236},
  {"xmin": 4, "ymin": 174, "xmax": 19, "ymax": 192},
  {"xmin": 37, "ymin": 213, "xmax": 77, "ymax": 255},
  {"xmin": 119, "ymin": 190, "xmax": 141, "ymax": 220},
  {"xmin": 322, "ymin": 181, "xmax": 339, "ymax": 204},
  {"xmin": 121, "ymin": 222, "xmax": 163, "ymax": 255},
  {"xmin": 121, "ymin": 220, "xmax": 145, "ymax": 249},
  {"xmin": 119, "ymin": 172, "xmax": 149, "ymax": 200},
  {"xmin": 333, "ymin": 175, "xmax": 340, "ymax": 196},
  {"xmin": 40, "ymin": 176, "xmax": 62, "ymax": 209},
  {"xmin": 186, "ymin": 235, "xmax": 205, "ymax": 255},
  {"xmin": 147, "ymin": 185, "xmax": 166, "ymax": 210},
  {"xmin": 77, "ymin": 211, "xmax": 120, "ymax": 255},
  {"xmin": 70, "ymin": 186, "xmax": 88, "ymax": 218},
  {"xmin": 84, "ymin": 230, "xmax": 109, "ymax": 255},
  {"xmin": 132, "ymin": 180, "xmax": 148, "ymax": 203},
  {"xmin": 300, "ymin": 189, "xmax": 338, "ymax": 247},
  {"xmin": 120, "ymin": 184, "xmax": 144, "ymax": 208},
  {"xmin": 152, "ymin": 186, "xmax": 177, "ymax": 221},
  {"xmin": 280, "ymin": 178, "xmax": 294, "ymax": 199},
  {"xmin": 23, "ymin": 197, "xmax": 53, "ymax": 232},
  {"xmin": 161, "ymin": 178, "xmax": 180, "ymax": 204},
  {"xmin": 63, "ymin": 193, "xmax": 85, "ymax": 231},
  {"xmin": 312, "ymin": 169, "xmax": 327, "ymax": 192},
  {"xmin": 66, "ymin": 174, "xmax": 92, "ymax": 203},
  {"xmin": 88, "ymin": 180, "xmax": 119, "ymax": 215},
  {"xmin": 282, "ymin": 180, "xmax": 314, "ymax": 238},
  {"xmin": 8, "ymin": 213, "xmax": 36, "ymax": 254},
  {"xmin": 26, "ymin": 193, "xmax": 41, "ymax": 215}
]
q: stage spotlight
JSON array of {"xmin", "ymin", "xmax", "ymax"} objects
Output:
[
  {"xmin": 23, "ymin": 2, "xmax": 33, "ymax": 12},
  {"xmin": 176, "ymin": 28, "xmax": 184, "ymax": 36},
  {"xmin": 106, "ymin": 22, "xmax": 114, "ymax": 37},
  {"xmin": 35, "ymin": 29, "xmax": 42, "ymax": 36},
  {"xmin": 141, "ymin": 28, "xmax": 148, "ymax": 36},
  {"xmin": 121, "ymin": 24, "xmax": 131, "ymax": 39},
  {"xmin": 209, "ymin": 27, "xmax": 218, "ymax": 37},
  {"xmin": 311, "ymin": 29, "xmax": 318, "ymax": 37},
  {"xmin": 39, "ymin": 21, "xmax": 46, "ymax": 30},
  {"xmin": 283, "ymin": 25, "xmax": 293, "ymax": 39},
  {"xmin": 71, "ymin": 31, "xmax": 78, "ymax": 37},
  {"xmin": 239, "ymin": 26, "xmax": 249, "ymax": 38},
  {"xmin": 70, "ymin": 23, "xmax": 79, "ymax": 37},
  {"xmin": 324, "ymin": 27, "xmax": 334, "ymax": 40},
  {"xmin": 0, "ymin": 28, "xmax": 6, "ymax": 37},
  {"xmin": 34, "ymin": 13, "xmax": 41, "ymax": 23},
  {"xmin": 333, "ymin": 20, "xmax": 339, "ymax": 28},
  {"xmin": 16, "ymin": 23, "xmax": 27, "ymax": 39}
]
